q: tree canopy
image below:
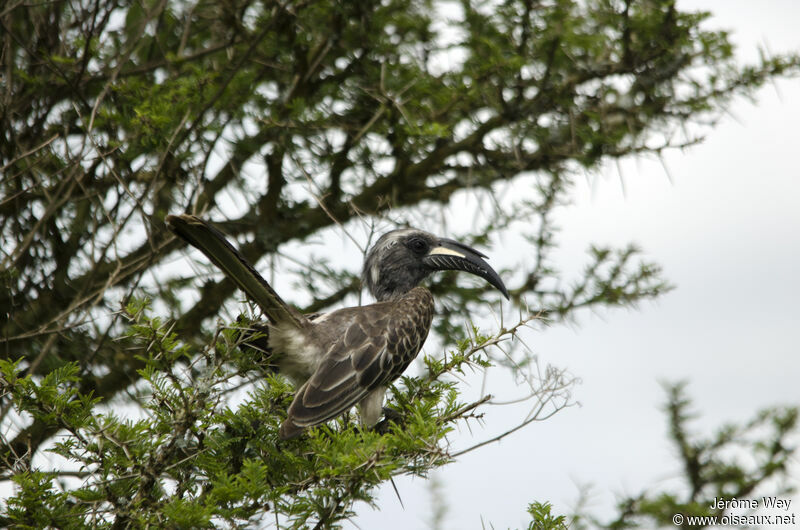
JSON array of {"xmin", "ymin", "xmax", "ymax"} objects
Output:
[{"xmin": 1, "ymin": 0, "xmax": 798, "ymax": 527}]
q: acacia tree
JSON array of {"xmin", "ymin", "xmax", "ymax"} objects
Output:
[{"xmin": 1, "ymin": 0, "xmax": 798, "ymax": 527}]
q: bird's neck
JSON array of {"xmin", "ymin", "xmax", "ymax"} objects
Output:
[{"xmin": 375, "ymin": 284, "xmax": 428, "ymax": 302}]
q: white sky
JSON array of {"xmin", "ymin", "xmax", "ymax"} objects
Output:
[{"xmin": 354, "ymin": 1, "xmax": 800, "ymax": 528}]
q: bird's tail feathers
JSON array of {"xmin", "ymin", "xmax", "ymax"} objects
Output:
[{"xmin": 166, "ymin": 214, "xmax": 304, "ymax": 329}]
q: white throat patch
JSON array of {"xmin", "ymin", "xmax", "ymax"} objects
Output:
[{"xmin": 370, "ymin": 261, "xmax": 380, "ymax": 287}]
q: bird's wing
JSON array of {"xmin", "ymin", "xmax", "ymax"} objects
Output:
[
  {"xmin": 279, "ymin": 294, "xmax": 433, "ymax": 439},
  {"xmin": 166, "ymin": 214, "xmax": 305, "ymax": 328}
]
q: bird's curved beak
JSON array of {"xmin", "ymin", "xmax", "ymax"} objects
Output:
[{"xmin": 423, "ymin": 238, "xmax": 510, "ymax": 299}]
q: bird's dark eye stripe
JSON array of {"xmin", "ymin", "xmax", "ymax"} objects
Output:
[{"xmin": 407, "ymin": 238, "xmax": 428, "ymax": 252}]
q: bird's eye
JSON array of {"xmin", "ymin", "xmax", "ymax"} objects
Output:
[{"xmin": 406, "ymin": 237, "xmax": 428, "ymax": 254}]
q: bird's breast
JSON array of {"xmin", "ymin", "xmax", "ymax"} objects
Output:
[{"xmin": 383, "ymin": 287, "xmax": 435, "ymax": 374}]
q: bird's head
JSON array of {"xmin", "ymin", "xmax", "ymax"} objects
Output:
[{"xmin": 362, "ymin": 228, "xmax": 510, "ymax": 302}]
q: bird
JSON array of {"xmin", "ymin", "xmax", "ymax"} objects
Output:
[{"xmin": 166, "ymin": 214, "xmax": 509, "ymax": 439}]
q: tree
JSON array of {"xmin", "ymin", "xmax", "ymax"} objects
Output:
[
  {"xmin": 1, "ymin": 0, "xmax": 797, "ymax": 527},
  {"xmin": 578, "ymin": 383, "xmax": 798, "ymax": 529}
]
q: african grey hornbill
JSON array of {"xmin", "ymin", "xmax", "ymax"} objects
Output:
[{"xmin": 166, "ymin": 214, "xmax": 509, "ymax": 439}]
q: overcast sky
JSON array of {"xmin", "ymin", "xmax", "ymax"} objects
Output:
[{"xmin": 354, "ymin": 2, "xmax": 800, "ymax": 528}]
